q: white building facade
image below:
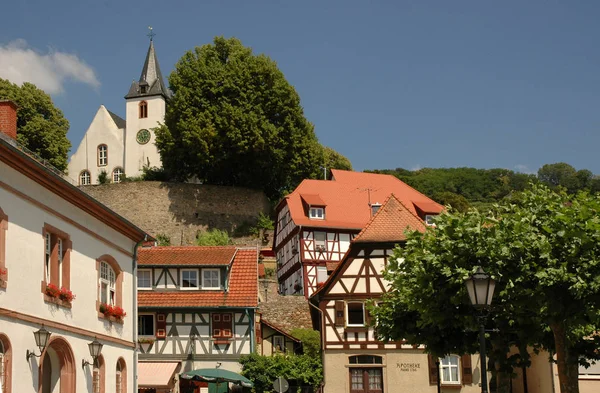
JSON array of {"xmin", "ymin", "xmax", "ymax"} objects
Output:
[
  {"xmin": 0, "ymin": 102, "xmax": 149, "ymax": 393},
  {"xmin": 68, "ymin": 39, "xmax": 170, "ymax": 185}
]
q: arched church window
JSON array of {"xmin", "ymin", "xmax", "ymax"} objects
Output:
[
  {"xmin": 112, "ymin": 168, "xmax": 124, "ymax": 183},
  {"xmin": 79, "ymin": 170, "xmax": 91, "ymax": 186},
  {"xmin": 97, "ymin": 145, "xmax": 108, "ymax": 167},
  {"xmin": 139, "ymin": 101, "xmax": 148, "ymax": 119}
]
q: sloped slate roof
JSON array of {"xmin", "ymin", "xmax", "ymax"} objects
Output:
[
  {"xmin": 138, "ymin": 248, "xmax": 258, "ymax": 308},
  {"xmin": 106, "ymin": 109, "xmax": 126, "ymax": 129},
  {"xmin": 280, "ymin": 169, "xmax": 443, "ymax": 230},
  {"xmin": 353, "ymin": 194, "xmax": 426, "ymax": 243},
  {"xmin": 125, "ymin": 40, "xmax": 171, "ymax": 99}
]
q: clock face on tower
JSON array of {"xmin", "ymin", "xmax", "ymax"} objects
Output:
[{"xmin": 136, "ymin": 129, "xmax": 151, "ymax": 145}]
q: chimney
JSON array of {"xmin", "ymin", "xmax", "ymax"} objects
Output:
[
  {"xmin": 0, "ymin": 100, "xmax": 18, "ymax": 139},
  {"xmin": 370, "ymin": 202, "xmax": 382, "ymax": 216}
]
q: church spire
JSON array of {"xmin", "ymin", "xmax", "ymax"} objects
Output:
[{"xmin": 124, "ymin": 28, "xmax": 171, "ymax": 100}]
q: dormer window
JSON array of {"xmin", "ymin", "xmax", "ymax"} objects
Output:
[
  {"xmin": 181, "ymin": 269, "xmax": 199, "ymax": 289},
  {"xmin": 309, "ymin": 207, "xmax": 325, "ymax": 220},
  {"xmin": 371, "ymin": 203, "xmax": 382, "ymax": 216},
  {"xmin": 202, "ymin": 268, "xmax": 220, "ymax": 289},
  {"xmin": 425, "ymin": 215, "xmax": 436, "ymax": 226}
]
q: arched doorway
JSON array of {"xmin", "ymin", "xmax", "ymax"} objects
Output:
[
  {"xmin": 0, "ymin": 334, "xmax": 12, "ymax": 393},
  {"xmin": 39, "ymin": 337, "xmax": 75, "ymax": 393}
]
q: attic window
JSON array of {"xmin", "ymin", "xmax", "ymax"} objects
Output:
[
  {"xmin": 309, "ymin": 207, "xmax": 324, "ymax": 220},
  {"xmin": 425, "ymin": 215, "xmax": 436, "ymax": 226},
  {"xmin": 140, "ymin": 85, "xmax": 147, "ymax": 94},
  {"xmin": 371, "ymin": 203, "xmax": 382, "ymax": 216}
]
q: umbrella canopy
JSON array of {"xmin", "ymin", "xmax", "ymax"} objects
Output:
[{"xmin": 180, "ymin": 368, "xmax": 253, "ymax": 388}]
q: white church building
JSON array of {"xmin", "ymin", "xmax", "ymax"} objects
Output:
[{"xmin": 68, "ymin": 38, "xmax": 170, "ymax": 185}]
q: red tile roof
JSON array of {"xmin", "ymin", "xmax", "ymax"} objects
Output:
[
  {"xmin": 138, "ymin": 246, "xmax": 236, "ymax": 266},
  {"xmin": 280, "ymin": 169, "xmax": 443, "ymax": 230},
  {"xmin": 300, "ymin": 194, "xmax": 326, "ymax": 206},
  {"xmin": 353, "ymin": 194, "xmax": 426, "ymax": 243},
  {"xmin": 138, "ymin": 248, "xmax": 258, "ymax": 308}
]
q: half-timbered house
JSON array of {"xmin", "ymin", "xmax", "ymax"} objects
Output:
[
  {"xmin": 310, "ymin": 195, "xmax": 562, "ymax": 393},
  {"xmin": 273, "ymin": 169, "xmax": 443, "ymax": 298},
  {"xmin": 136, "ymin": 246, "xmax": 258, "ymax": 392},
  {"xmin": 309, "ymin": 195, "xmax": 484, "ymax": 393}
]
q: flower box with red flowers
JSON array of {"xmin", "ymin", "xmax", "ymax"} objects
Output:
[
  {"xmin": 45, "ymin": 283, "xmax": 61, "ymax": 298},
  {"xmin": 99, "ymin": 303, "xmax": 127, "ymax": 321},
  {"xmin": 59, "ymin": 287, "xmax": 76, "ymax": 303}
]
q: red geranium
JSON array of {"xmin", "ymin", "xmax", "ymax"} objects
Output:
[
  {"xmin": 59, "ymin": 287, "xmax": 76, "ymax": 302},
  {"xmin": 45, "ymin": 283, "xmax": 61, "ymax": 298}
]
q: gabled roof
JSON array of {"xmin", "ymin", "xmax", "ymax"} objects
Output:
[
  {"xmin": 310, "ymin": 195, "xmax": 427, "ymax": 301},
  {"xmin": 138, "ymin": 246, "xmax": 237, "ymax": 266},
  {"xmin": 138, "ymin": 248, "xmax": 258, "ymax": 308},
  {"xmin": 260, "ymin": 318, "xmax": 301, "ymax": 342},
  {"xmin": 353, "ymin": 194, "xmax": 426, "ymax": 243},
  {"xmin": 106, "ymin": 109, "xmax": 126, "ymax": 129},
  {"xmin": 125, "ymin": 40, "xmax": 171, "ymax": 100},
  {"xmin": 278, "ymin": 169, "xmax": 443, "ymax": 230}
]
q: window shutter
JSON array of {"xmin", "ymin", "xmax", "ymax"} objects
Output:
[
  {"xmin": 334, "ymin": 301, "xmax": 345, "ymax": 327},
  {"xmin": 427, "ymin": 354, "xmax": 438, "ymax": 385},
  {"xmin": 156, "ymin": 313, "xmax": 167, "ymax": 339},
  {"xmin": 212, "ymin": 313, "xmax": 221, "ymax": 337},
  {"xmin": 461, "ymin": 354, "xmax": 473, "ymax": 384}
]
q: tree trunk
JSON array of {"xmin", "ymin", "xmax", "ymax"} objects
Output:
[
  {"xmin": 491, "ymin": 340, "xmax": 511, "ymax": 393},
  {"xmin": 550, "ymin": 321, "xmax": 580, "ymax": 393}
]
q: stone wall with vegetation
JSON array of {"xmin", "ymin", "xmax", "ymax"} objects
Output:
[{"xmin": 82, "ymin": 181, "xmax": 271, "ymax": 246}]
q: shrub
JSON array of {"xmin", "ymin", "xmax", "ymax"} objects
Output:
[
  {"xmin": 97, "ymin": 170, "xmax": 109, "ymax": 184},
  {"xmin": 156, "ymin": 233, "xmax": 171, "ymax": 246},
  {"xmin": 290, "ymin": 328, "xmax": 321, "ymax": 358},
  {"xmin": 196, "ymin": 229, "xmax": 232, "ymax": 246}
]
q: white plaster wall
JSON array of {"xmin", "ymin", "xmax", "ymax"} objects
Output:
[
  {"xmin": 1, "ymin": 317, "xmax": 134, "ymax": 393},
  {"xmin": 68, "ymin": 105, "xmax": 125, "ymax": 184},
  {"xmin": 0, "ymin": 161, "xmax": 136, "ymax": 340},
  {"xmin": 124, "ymin": 96, "xmax": 165, "ymax": 176}
]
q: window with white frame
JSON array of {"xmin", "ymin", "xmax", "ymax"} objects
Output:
[
  {"xmin": 309, "ymin": 207, "xmax": 324, "ymax": 219},
  {"xmin": 314, "ymin": 231, "xmax": 326, "ymax": 251},
  {"xmin": 98, "ymin": 144, "xmax": 108, "ymax": 166},
  {"xmin": 112, "ymin": 167, "xmax": 124, "ymax": 183},
  {"xmin": 100, "ymin": 261, "xmax": 116, "ymax": 305},
  {"xmin": 137, "ymin": 269, "xmax": 152, "ymax": 289},
  {"xmin": 138, "ymin": 314, "xmax": 155, "ymax": 336},
  {"xmin": 579, "ymin": 360, "xmax": 600, "ymax": 378},
  {"xmin": 425, "ymin": 215, "xmax": 436, "ymax": 226},
  {"xmin": 346, "ymin": 302, "xmax": 365, "ymax": 326},
  {"xmin": 44, "ymin": 232, "xmax": 51, "ymax": 283},
  {"xmin": 317, "ymin": 266, "xmax": 327, "ymax": 284},
  {"xmin": 202, "ymin": 268, "xmax": 220, "ymax": 289},
  {"xmin": 440, "ymin": 355, "xmax": 461, "ymax": 384},
  {"xmin": 181, "ymin": 269, "xmax": 198, "ymax": 289},
  {"xmin": 79, "ymin": 170, "xmax": 91, "ymax": 185}
]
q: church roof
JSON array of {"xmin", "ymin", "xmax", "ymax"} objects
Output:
[
  {"xmin": 125, "ymin": 40, "xmax": 171, "ymax": 100},
  {"xmin": 106, "ymin": 109, "xmax": 126, "ymax": 129}
]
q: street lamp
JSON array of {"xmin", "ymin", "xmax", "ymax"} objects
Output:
[
  {"xmin": 26, "ymin": 325, "xmax": 52, "ymax": 362},
  {"xmin": 82, "ymin": 337, "xmax": 103, "ymax": 369},
  {"xmin": 465, "ymin": 267, "xmax": 495, "ymax": 393}
]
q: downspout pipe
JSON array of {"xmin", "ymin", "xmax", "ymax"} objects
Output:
[
  {"xmin": 132, "ymin": 235, "xmax": 148, "ymax": 393},
  {"xmin": 308, "ymin": 300, "xmax": 325, "ymax": 392}
]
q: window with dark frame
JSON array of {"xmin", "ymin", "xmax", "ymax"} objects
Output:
[
  {"xmin": 139, "ymin": 101, "xmax": 148, "ymax": 118},
  {"xmin": 138, "ymin": 314, "xmax": 154, "ymax": 336}
]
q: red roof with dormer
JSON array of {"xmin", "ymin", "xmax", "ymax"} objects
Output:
[
  {"xmin": 138, "ymin": 247, "xmax": 258, "ymax": 308},
  {"xmin": 278, "ymin": 169, "xmax": 443, "ymax": 230},
  {"xmin": 138, "ymin": 246, "xmax": 236, "ymax": 266}
]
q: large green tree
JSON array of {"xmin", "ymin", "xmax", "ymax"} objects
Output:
[
  {"xmin": 0, "ymin": 78, "xmax": 71, "ymax": 171},
  {"xmin": 156, "ymin": 37, "xmax": 331, "ymax": 199},
  {"xmin": 374, "ymin": 185, "xmax": 600, "ymax": 393}
]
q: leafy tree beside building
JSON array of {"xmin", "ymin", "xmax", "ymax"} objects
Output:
[{"xmin": 0, "ymin": 78, "xmax": 71, "ymax": 171}]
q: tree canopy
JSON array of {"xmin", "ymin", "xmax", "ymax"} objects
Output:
[
  {"xmin": 156, "ymin": 37, "xmax": 350, "ymax": 199},
  {"xmin": 0, "ymin": 78, "xmax": 71, "ymax": 171},
  {"xmin": 374, "ymin": 185, "xmax": 600, "ymax": 393}
]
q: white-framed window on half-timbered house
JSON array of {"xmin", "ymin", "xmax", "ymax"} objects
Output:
[
  {"xmin": 181, "ymin": 269, "xmax": 198, "ymax": 289},
  {"xmin": 346, "ymin": 302, "xmax": 365, "ymax": 327},
  {"xmin": 314, "ymin": 231, "xmax": 326, "ymax": 252},
  {"xmin": 137, "ymin": 269, "xmax": 152, "ymax": 290},
  {"xmin": 202, "ymin": 268, "xmax": 220, "ymax": 289}
]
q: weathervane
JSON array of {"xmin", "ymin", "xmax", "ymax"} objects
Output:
[{"xmin": 147, "ymin": 26, "xmax": 156, "ymax": 41}]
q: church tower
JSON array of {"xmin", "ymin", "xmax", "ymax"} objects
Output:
[{"xmin": 124, "ymin": 33, "xmax": 170, "ymax": 177}]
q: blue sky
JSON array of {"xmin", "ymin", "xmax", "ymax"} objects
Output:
[{"xmin": 2, "ymin": 1, "xmax": 600, "ymax": 174}]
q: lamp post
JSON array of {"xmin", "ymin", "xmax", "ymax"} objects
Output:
[
  {"xmin": 26, "ymin": 325, "xmax": 52, "ymax": 362},
  {"xmin": 464, "ymin": 267, "xmax": 495, "ymax": 393}
]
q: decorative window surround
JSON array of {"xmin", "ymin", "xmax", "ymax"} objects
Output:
[
  {"xmin": 0, "ymin": 208, "xmax": 7, "ymax": 289},
  {"xmin": 41, "ymin": 223, "xmax": 71, "ymax": 298},
  {"xmin": 95, "ymin": 255, "xmax": 124, "ymax": 322}
]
